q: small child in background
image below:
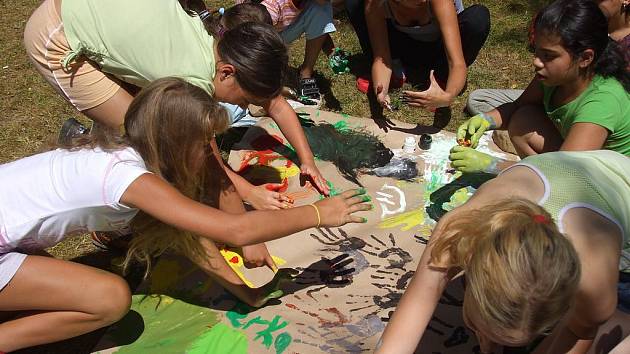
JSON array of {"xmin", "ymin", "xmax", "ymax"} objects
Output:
[{"xmin": 238, "ymin": 0, "xmax": 340, "ymax": 99}]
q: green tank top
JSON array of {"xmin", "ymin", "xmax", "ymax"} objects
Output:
[
  {"xmin": 509, "ymin": 150, "xmax": 630, "ymax": 271},
  {"xmin": 61, "ymin": 0, "xmax": 215, "ymax": 94}
]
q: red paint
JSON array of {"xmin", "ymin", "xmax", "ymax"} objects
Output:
[
  {"xmin": 229, "ymin": 256, "xmax": 239, "ymax": 264},
  {"xmin": 285, "ymin": 303, "xmax": 349, "ymax": 326}
]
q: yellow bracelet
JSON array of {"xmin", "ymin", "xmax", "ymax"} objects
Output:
[{"xmin": 308, "ymin": 204, "xmax": 321, "ymax": 228}]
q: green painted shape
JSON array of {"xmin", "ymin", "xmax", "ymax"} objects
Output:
[
  {"xmin": 113, "ymin": 295, "xmax": 220, "ymax": 354},
  {"xmin": 320, "ymin": 180, "xmax": 341, "ymax": 198},
  {"xmin": 185, "ymin": 323, "xmax": 248, "ymax": 354},
  {"xmin": 332, "ymin": 119, "xmax": 351, "ymax": 132}
]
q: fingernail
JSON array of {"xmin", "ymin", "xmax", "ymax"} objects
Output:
[
  {"xmin": 361, "ymin": 217, "xmax": 368, "ymax": 223},
  {"xmin": 368, "ymin": 203, "xmax": 374, "ymax": 210},
  {"xmin": 358, "ymin": 187, "xmax": 367, "ymax": 194},
  {"xmin": 361, "ymin": 195, "xmax": 371, "ymax": 202}
]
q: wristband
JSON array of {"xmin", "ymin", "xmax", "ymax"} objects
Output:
[{"xmin": 308, "ymin": 204, "xmax": 321, "ymax": 228}]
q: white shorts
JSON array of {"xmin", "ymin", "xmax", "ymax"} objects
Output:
[{"xmin": 0, "ymin": 252, "xmax": 27, "ymax": 291}]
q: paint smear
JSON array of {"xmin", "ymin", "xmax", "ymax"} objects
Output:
[
  {"xmin": 148, "ymin": 259, "xmax": 198, "ymax": 294},
  {"xmin": 442, "ymin": 187, "xmax": 473, "ymax": 212},
  {"xmin": 186, "ymin": 323, "xmax": 248, "ymax": 354},
  {"xmin": 221, "ymin": 249, "xmax": 287, "ymax": 288},
  {"xmin": 378, "ymin": 208, "xmax": 425, "ymax": 231},
  {"xmin": 111, "ymin": 295, "xmax": 220, "ymax": 354}
]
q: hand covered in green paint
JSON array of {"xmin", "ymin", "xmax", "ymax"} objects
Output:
[
  {"xmin": 300, "ymin": 160, "xmax": 330, "ymax": 196},
  {"xmin": 243, "ymin": 183, "xmax": 293, "ymax": 210},
  {"xmin": 449, "ymin": 146, "xmax": 501, "ymax": 174},
  {"xmin": 241, "ymin": 243, "xmax": 277, "ymax": 271},
  {"xmin": 314, "ymin": 188, "xmax": 372, "ymax": 227},
  {"xmin": 456, "ymin": 113, "xmax": 497, "ymax": 149}
]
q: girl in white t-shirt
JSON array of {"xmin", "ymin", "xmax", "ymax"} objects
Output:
[{"xmin": 0, "ymin": 77, "xmax": 370, "ymax": 352}]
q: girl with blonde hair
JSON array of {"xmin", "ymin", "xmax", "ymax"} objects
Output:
[
  {"xmin": 377, "ymin": 150, "xmax": 630, "ymax": 353},
  {"xmin": 0, "ymin": 78, "xmax": 370, "ymax": 353}
]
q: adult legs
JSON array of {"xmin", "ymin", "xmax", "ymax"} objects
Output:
[
  {"xmin": 466, "ymin": 89, "xmax": 524, "ymax": 115},
  {"xmin": 507, "ymin": 104, "xmax": 564, "ymax": 157},
  {"xmin": 0, "ymin": 255, "xmax": 130, "ymax": 352}
]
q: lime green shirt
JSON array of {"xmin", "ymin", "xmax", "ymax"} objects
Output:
[
  {"xmin": 61, "ymin": 0, "xmax": 215, "ymax": 94},
  {"xmin": 543, "ymin": 75, "xmax": 630, "ymax": 156},
  {"xmin": 511, "ymin": 150, "xmax": 630, "ymax": 271}
]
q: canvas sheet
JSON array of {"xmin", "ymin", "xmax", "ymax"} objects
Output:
[{"xmin": 92, "ymin": 108, "xmax": 628, "ymax": 354}]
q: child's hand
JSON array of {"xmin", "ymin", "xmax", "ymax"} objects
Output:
[
  {"xmin": 314, "ymin": 188, "xmax": 372, "ymax": 227},
  {"xmin": 448, "ymin": 146, "xmax": 500, "ymax": 174},
  {"xmin": 456, "ymin": 113, "xmax": 496, "ymax": 149},
  {"xmin": 375, "ymin": 83, "xmax": 391, "ymax": 110},
  {"xmin": 241, "ymin": 243, "xmax": 277, "ymax": 271},
  {"xmin": 300, "ymin": 161, "xmax": 330, "ymax": 196},
  {"xmin": 243, "ymin": 183, "xmax": 294, "ymax": 210},
  {"xmin": 402, "ymin": 70, "xmax": 453, "ymax": 110}
]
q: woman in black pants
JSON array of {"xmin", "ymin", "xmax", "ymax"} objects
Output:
[{"xmin": 346, "ymin": 0, "xmax": 490, "ymax": 111}]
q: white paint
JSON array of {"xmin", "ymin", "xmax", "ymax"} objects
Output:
[{"xmin": 376, "ymin": 183, "xmax": 407, "ymax": 218}]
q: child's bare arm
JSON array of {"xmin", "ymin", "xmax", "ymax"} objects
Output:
[
  {"xmin": 263, "ymin": 96, "xmax": 330, "ymax": 195},
  {"xmin": 533, "ymin": 208, "xmax": 620, "ymax": 354},
  {"xmin": 560, "ymin": 123, "xmax": 609, "ymax": 151}
]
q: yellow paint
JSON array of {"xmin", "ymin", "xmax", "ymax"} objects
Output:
[
  {"xmin": 379, "ymin": 208, "xmax": 425, "ymax": 231},
  {"xmin": 275, "ymin": 165, "xmax": 300, "ymax": 180},
  {"xmin": 220, "ymin": 249, "xmax": 287, "ymax": 288}
]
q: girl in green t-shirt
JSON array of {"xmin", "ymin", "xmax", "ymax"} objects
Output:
[
  {"xmin": 24, "ymin": 0, "xmax": 330, "ymax": 211},
  {"xmin": 450, "ymin": 0, "xmax": 630, "ymax": 174}
]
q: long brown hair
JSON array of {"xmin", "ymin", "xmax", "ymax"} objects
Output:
[{"xmin": 430, "ymin": 198, "xmax": 581, "ymax": 342}]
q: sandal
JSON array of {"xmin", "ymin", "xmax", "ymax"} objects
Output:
[{"xmin": 298, "ymin": 77, "xmax": 321, "ymax": 99}]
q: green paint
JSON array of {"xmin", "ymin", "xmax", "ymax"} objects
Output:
[
  {"xmin": 361, "ymin": 217, "xmax": 368, "ymax": 223},
  {"xmin": 111, "ymin": 295, "xmax": 220, "ymax": 354},
  {"xmin": 332, "ymin": 119, "xmax": 351, "ymax": 132},
  {"xmin": 274, "ymin": 332, "xmax": 292, "ymax": 354},
  {"xmin": 361, "ymin": 195, "xmax": 371, "ymax": 202},
  {"xmin": 226, "ymin": 302, "xmax": 293, "ymax": 353},
  {"xmin": 185, "ymin": 324, "xmax": 248, "ymax": 354},
  {"xmin": 321, "ymin": 180, "xmax": 341, "ymax": 198},
  {"xmin": 269, "ymin": 123, "xmax": 279, "ymax": 130},
  {"xmin": 442, "ymin": 187, "xmax": 473, "ymax": 212}
]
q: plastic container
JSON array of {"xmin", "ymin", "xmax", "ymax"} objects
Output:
[
  {"xmin": 403, "ymin": 136, "xmax": 416, "ymax": 153},
  {"xmin": 419, "ymin": 134, "xmax": 432, "ymax": 150}
]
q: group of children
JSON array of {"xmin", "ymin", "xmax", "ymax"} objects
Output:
[{"xmin": 1, "ymin": 0, "xmax": 629, "ymax": 353}]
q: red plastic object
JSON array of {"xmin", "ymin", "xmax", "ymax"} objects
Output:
[
  {"xmin": 356, "ymin": 75, "xmax": 406, "ymax": 94},
  {"xmin": 356, "ymin": 77, "xmax": 370, "ymax": 94}
]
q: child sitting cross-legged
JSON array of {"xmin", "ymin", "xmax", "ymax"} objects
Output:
[
  {"xmin": 0, "ymin": 77, "xmax": 371, "ymax": 353},
  {"xmin": 451, "ymin": 0, "xmax": 630, "ymax": 175}
]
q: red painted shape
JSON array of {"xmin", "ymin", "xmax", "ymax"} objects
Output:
[{"xmin": 229, "ymin": 256, "xmax": 239, "ymax": 264}]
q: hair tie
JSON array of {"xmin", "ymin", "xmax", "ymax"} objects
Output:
[
  {"xmin": 199, "ymin": 9, "xmax": 211, "ymax": 22},
  {"xmin": 532, "ymin": 214, "xmax": 549, "ymax": 224},
  {"xmin": 218, "ymin": 7, "xmax": 225, "ymax": 15}
]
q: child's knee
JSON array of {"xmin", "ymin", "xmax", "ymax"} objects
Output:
[{"xmin": 94, "ymin": 275, "xmax": 131, "ymax": 325}]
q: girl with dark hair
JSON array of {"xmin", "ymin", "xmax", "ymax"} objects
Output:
[
  {"xmin": 345, "ymin": 0, "xmax": 490, "ymax": 111},
  {"xmin": 451, "ymin": 0, "xmax": 630, "ymax": 174},
  {"xmin": 23, "ymin": 0, "xmax": 330, "ymax": 211},
  {"xmin": 0, "ymin": 78, "xmax": 370, "ymax": 352}
]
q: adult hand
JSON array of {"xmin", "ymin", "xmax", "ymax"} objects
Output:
[
  {"xmin": 243, "ymin": 183, "xmax": 293, "ymax": 210},
  {"xmin": 449, "ymin": 146, "xmax": 501, "ymax": 174},
  {"xmin": 456, "ymin": 113, "xmax": 496, "ymax": 149},
  {"xmin": 241, "ymin": 243, "xmax": 277, "ymax": 271},
  {"xmin": 314, "ymin": 189, "xmax": 372, "ymax": 227},
  {"xmin": 375, "ymin": 83, "xmax": 391, "ymax": 110},
  {"xmin": 301, "ymin": 160, "xmax": 330, "ymax": 196},
  {"xmin": 402, "ymin": 70, "xmax": 453, "ymax": 110}
]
